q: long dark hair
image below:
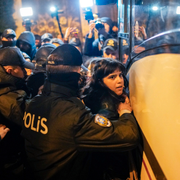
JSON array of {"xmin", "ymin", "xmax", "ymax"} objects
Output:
[{"xmin": 81, "ymin": 58, "xmax": 128, "ymax": 104}]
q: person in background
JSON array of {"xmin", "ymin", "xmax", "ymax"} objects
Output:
[
  {"xmin": 111, "ymin": 21, "xmax": 119, "ymax": 38},
  {"xmin": 1, "ymin": 29, "xmax": 17, "ymax": 48},
  {"xmin": 16, "ymin": 31, "xmax": 37, "ymax": 60},
  {"xmin": 86, "ymin": 58, "xmax": 101, "ymax": 81},
  {"xmin": 63, "ymin": 27, "xmax": 87, "ymax": 83},
  {"xmin": 156, "ymin": 35, "xmax": 176, "ymax": 54},
  {"xmin": 64, "ymin": 27, "xmax": 82, "ymax": 52},
  {"xmin": 0, "ymin": 47, "xmax": 34, "ymax": 180},
  {"xmin": 103, "ymin": 38, "xmax": 119, "ymax": 60},
  {"xmin": 27, "ymin": 44, "xmax": 56, "ymax": 98},
  {"xmin": 119, "ymin": 18, "xmax": 124, "ymax": 33},
  {"xmin": 0, "ymin": 125, "xmax": 10, "ymax": 142},
  {"xmin": 84, "ymin": 17, "xmax": 113, "ymax": 57},
  {"xmin": 78, "ymin": 66, "xmax": 88, "ymax": 90},
  {"xmin": 134, "ymin": 21, "xmax": 147, "ymax": 49},
  {"xmin": 69, "ymin": 37, "xmax": 81, "ymax": 52},
  {"xmin": 50, "ymin": 38, "xmax": 64, "ymax": 47},
  {"xmin": 41, "ymin": 33, "xmax": 53, "ymax": 45},
  {"xmin": 34, "ymin": 34, "xmax": 41, "ymax": 49},
  {"xmin": 101, "ymin": 17, "xmax": 113, "ymax": 35},
  {"xmin": 0, "ymin": 32, "xmax": 2, "ymax": 47},
  {"xmin": 64, "ymin": 27, "xmax": 77, "ymax": 43},
  {"xmin": 122, "ymin": 45, "xmax": 129, "ymax": 65},
  {"xmin": 21, "ymin": 44, "xmax": 140, "ymax": 180},
  {"xmin": 1, "ymin": 29, "xmax": 33, "ymax": 76}
]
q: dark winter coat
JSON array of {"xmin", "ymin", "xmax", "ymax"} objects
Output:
[{"xmin": 0, "ymin": 65, "xmax": 29, "ymax": 179}]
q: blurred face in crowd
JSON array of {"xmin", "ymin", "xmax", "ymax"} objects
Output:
[
  {"xmin": 122, "ymin": 53, "xmax": 129, "ymax": 64},
  {"xmin": 3, "ymin": 65, "xmax": 26, "ymax": 79},
  {"xmin": 18, "ymin": 40, "xmax": 31, "ymax": 55},
  {"xmin": 97, "ymin": 27, "xmax": 106, "ymax": 35},
  {"xmin": 2, "ymin": 35, "xmax": 16, "ymax": 42},
  {"xmin": 41, "ymin": 40, "xmax": 50, "ymax": 45},
  {"xmin": 2, "ymin": 35, "xmax": 17, "ymax": 47},
  {"xmin": 103, "ymin": 48, "xmax": 119, "ymax": 60},
  {"xmin": 35, "ymin": 39, "xmax": 41, "ymax": 48},
  {"xmin": 103, "ymin": 69, "xmax": 124, "ymax": 96},
  {"xmin": 102, "ymin": 22, "xmax": 110, "ymax": 33}
]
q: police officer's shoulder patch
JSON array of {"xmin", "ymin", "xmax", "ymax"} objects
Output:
[{"xmin": 94, "ymin": 114, "xmax": 112, "ymax": 127}]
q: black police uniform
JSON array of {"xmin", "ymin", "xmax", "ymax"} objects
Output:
[
  {"xmin": 0, "ymin": 47, "xmax": 34, "ymax": 179},
  {"xmin": 21, "ymin": 71, "xmax": 140, "ymax": 180},
  {"xmin": 0, "ymin": 65, "xmax": 28, "ymax": 179}
]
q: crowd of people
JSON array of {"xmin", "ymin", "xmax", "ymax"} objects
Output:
[{"xmin": 0, "ymin": 16, "xmax": 141, "ymax": 180}]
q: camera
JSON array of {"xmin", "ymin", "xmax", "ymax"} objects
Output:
[
  {"xmin": 95, "ymin": 18, "xmax": 104, "ymax": 29},
  {"xmin": 83, "ymin": 7, "xmax": 94, "ymax": 22}
]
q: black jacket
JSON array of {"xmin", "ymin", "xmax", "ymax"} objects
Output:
[
  {"xmin": 21, "ymin": 73, "xmax": 140, "ymax": 180},
  {"xmin": 0, "ymin": 65, "xmax": 29, "ymax": 178},
  {"xmin": 83, "ymin": 90, "xmax": 140, "ymax": 179}
]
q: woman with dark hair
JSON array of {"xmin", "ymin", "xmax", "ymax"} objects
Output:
[
  {"xmin": 82, "ymin": 58, "xmax": 130, "ymax": 118},
  {"xmin": 81, "ymin": 58, "xmax": 138, "ymax": 180}
]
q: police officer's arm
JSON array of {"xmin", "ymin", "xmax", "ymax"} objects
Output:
[
  {"xmin": 73, "ymin": 101, "xmax": 140, "ymax": 152},
  {"xmin": 0, "ymin": 91, "xmax": 26, "ymax": 127}
]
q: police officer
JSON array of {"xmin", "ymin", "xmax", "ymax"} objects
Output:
[
  {"xmin": 103, "ymin": 38, "xmax": 119, "ymax": 60},
  {"xmin": 0, "ymin": 47, "xmax": 34, "ymax": 179},
  {"xmin": 21, "ymin": 44, "xmax": 140, "ymax": 180},
  {"xmin": 41, "ymin": 33, "xmax": 53, "ymax": 45}
]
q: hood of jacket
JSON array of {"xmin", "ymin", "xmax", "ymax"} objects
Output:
[{"xmin": 17, "ymin": 31, "xmax": 36, "ymax": 60}]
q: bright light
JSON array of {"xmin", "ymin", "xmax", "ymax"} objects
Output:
[
  {"xmin": 50, "ymin": 6, "xmax": 56, "ymax": 12},
  {"xmin": 176, "ymin": 6, "xmax": 180, "ymax": 14},
  {"xmin": 152, "ymin": 6, "xmax": 158, "ymax": 11},
  {"xmin": 20, "ymin": 7, "xmax": 33, "ymax": 17},
  {"xmin": 80, "ymin": 0, "xmax": 93, "ymax": 8}
]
